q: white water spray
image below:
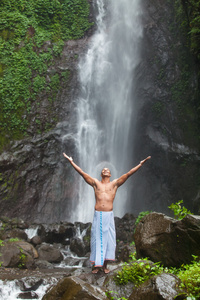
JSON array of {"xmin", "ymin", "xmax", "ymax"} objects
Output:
[
  {"xmin": 75, "ymin": 0, "xmax": 143, "ymax": 222},
  {"xmin": 0, "ymin": 278, "xmax": 57, "ymax": 300},
  {"xmin": 25, "ymin": 225, "xmax": 39, "ymax": 239}
]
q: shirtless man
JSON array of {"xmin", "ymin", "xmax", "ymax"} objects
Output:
[{"xmin": 63, "ymin": 152, "xmax": 151, "ymax": 273}]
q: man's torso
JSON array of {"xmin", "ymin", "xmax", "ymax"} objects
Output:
[{"xmin": 94, "ymin": 180, "xmax": 117, "ymax": 211}]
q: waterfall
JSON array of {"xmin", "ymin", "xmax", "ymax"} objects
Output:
[{"xmin": 74, "ymin": 0, "xmax": 143, "ymax": 222}]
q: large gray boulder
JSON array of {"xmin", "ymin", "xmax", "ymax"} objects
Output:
[
  {"xmin": 134, "ymin": 212, "xmax": 200, "ymax": 267},
  {"xmin": 70, "ymin": 237, "xmax": 90, "ymax": 257},
  {"xmin": 37, "ymin": 243, "xmax": 63, "ymax": 263},
  {"xmin": 129, "ymin": 273, "xmax": 186, "ymax": 300},
  {"xmin": 0, "ymin": 241, "xmax": 38, "ymax": 268},
  {"xmin": 42, "ymin": 276, "xmax": 107, "ymax": 300},
  {"xmin": 115, "ymin": 214, "xmax": 136, "ymax": 243}
]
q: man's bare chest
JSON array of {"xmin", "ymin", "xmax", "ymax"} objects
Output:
[{"xmin": 95, "ymin": 183, "xmax": 116, "ymax": 194}]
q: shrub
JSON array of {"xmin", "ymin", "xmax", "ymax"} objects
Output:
[
  {"xmin": 168, "ymin": 200, "xmax": 193, "ymax": 220},
  {"xmin": 114, "ymin": 258, "xmax": 164, "ymax": 286},
  {"xmin": 177, "ymin": 256, "xmax": 200, "ymax": 299}
]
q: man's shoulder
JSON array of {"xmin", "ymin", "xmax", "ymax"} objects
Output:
[
  {"xmin": 93, "ymin": 178, "xmax": 100, "ymax": 185},
  {"xmin": 111, "ymin": 179, "xmax": 117, "ymax": 184}
]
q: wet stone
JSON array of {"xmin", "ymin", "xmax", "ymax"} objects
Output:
[{"xmin": 17, "ymin": 291, "xmax": 39, "ymax": 299}]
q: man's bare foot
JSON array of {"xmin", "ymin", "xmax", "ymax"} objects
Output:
[
  {"xmin": 92, "ymin": 268, "xmax": 100, "ymax": 274},
  {"xmin": 103, "ymin": 268, "xmax": 110, "ymax": 274}
]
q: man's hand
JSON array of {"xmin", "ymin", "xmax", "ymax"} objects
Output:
[
  {"xmin": 140, "ymin": 156, "xmax": 151, "ymax": 165},
  {"xmin": 63, "ymin": 153, "xmax": 73, "ymax": 163},
  {"xmin": 63, "ymin": 152, "xmax": 96, "ymax": 187}
]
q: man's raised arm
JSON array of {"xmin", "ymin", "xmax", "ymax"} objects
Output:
[
  {"xmin": 63, "ymin": 153, "xmax": 96, "ymax": 187},
  {"xmin": 115, "ymin": 156, "xmax": 151, "ymax": 187}
]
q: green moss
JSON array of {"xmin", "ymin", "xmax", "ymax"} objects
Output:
[
  {"xmin": 0, "ymin": 170, "xmax": 21, "ymax": 205},
  {"xmin": 0, "ymin": 0, "xmax": 93, "ymax": 150},
  {"xmin": 61, "ymin": 70, "xmax": 70, "ymax": 80},
  {"xmin": 152, "ymin": 101, "xmax": 165, "ymax": 118}
]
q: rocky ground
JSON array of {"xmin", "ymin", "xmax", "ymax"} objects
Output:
[
  {"xmin": 0, "ymin": 267, "xmax": 72, "ymax": 281},
  {"xmin": 1, "ymin": 212, "xmax": 200, "ymax": 299}
]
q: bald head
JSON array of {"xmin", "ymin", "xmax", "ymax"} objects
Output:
[{"xmin": 101, "ymin": 168, "xmax": 111, "ymax": 177}]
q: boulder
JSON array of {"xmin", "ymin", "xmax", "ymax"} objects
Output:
[
  {"xmin": 134, "ymin": 212, "xmax": 200, "ymax": 267},
  {"xmin": 1, "ymin": 228, "xmax": 28, "ymax": 241},
  {"xmin": 103, "ymin": 267, "xmax": 136, "ymax": 300},
  {"xmin": 18, "ymin": 278, "xmax": 44, "ymax": 292},
  {"xmin": 9, "ymin": 217, "xmax": 28, "ymax": 229},
  {"xmin": 37, "ymin": 223, "xmax": 75, "ymax": 244},
  {"xmin": 15, "ymin": 241, "xmax": 38, "ymax": 259},
  {"xmin": 115, "ymin": 214, "xmax": 136, "ymax": 243},
  {"xmin": 42, "ymin": 276, "xmax": 107, "ymax": 300},
  {"xmin": 129, "ymin": 273, "xmax": 186, "ymax": 300},
  {"xmin": 116, "ymin": 241, "xmax": 136, "ymax": 262},
  {"xmin": 34, "ymin": 260, "xmax": 54, "ymax": 269},
  {"xmin": 17, "ymin": 291, "xmax": 39, "ymax": 299},
  {"xmin": 31, "ymin": 236, "xmax": 42, "ymax": 246},
  {"xmin": 37, "ymin": 244, "xmax": 63, "ymax": 263},
  {"xmin": 70, "ymin": 237, "xmax": 89, "ymax": 257},
  {"xmin": 64, "ymin": 257, "xmax": 82, "ymax": 267},
  {"xmin": 0, "ymin": 241, "xmax": 37, "ymax": 268},
  {"xmin": 0, "ymin": 216, "xmax": 28, "ymax": 230}
]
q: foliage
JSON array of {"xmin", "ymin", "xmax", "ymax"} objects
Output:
[
  {"xmin": 114, "ymin": 258, "xmax": 164, "ymax": 286},
  {"xmin": 172, "ymin": 0, "xmax": 200, "ymax": 128},
  {"xmin": 18, "ymin": 247, "xmax": 26, "ymax": 269},
  {"xmin": 113, "ymin": 254, "xmax": 200, "ymax": 299},
  {"xmin": 168, "ymin": 200, "xmax": 193, "ymax": 220},
  {"xmin": 0, "ymin": 0, "xmax": 93, "ymax": 149},
  {"xmin": 177, "ymin": 256, "xmax": 200, "ymax": 299},
  {"xmin": 8, "ymin": 238, "xmax": 20, "ymax": 242},
  {"xmin": 129, "ymin": 251, "xmax": 137, "ymax": 261},
  {"xmin": 180, "ymin": 0, "xmax": 200, "ymax": 61},
  {"xmin": 105, "ymin": 291, "xmax": 127, "ymax": 300},
  {"xmin": 152, "ymin": 101, "xmax": 164, "ymax": 118}
]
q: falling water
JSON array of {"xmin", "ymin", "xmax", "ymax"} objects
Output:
[{"xmin": 75, "ymin": 0, "xmax": 143, "ymax": 222}]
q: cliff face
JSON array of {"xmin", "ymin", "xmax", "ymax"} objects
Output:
[
  {"xmin": 126, "ymin": 0, "xmax": 200, "ymax": 215},
  {"xmin": 0, "ymin": 38, "xmax": 90, "ymax": 223},
  {"xmin": 0, "ymin": 0, "xmax": 199, "ymax": 223}
]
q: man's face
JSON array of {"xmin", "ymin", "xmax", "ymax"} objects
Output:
[{"xmin": 101, "ymin": 168, "xmax": 111, "ymax": 177}]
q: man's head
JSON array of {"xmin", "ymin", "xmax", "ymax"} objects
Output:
[{"xmin": 101, "ymin": 168, "xmax": 111, "ymax": 178}]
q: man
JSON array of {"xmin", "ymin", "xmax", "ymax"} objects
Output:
[{"xmin": 63, "ymin": 152, "xmax": 151, "ymax": 273}]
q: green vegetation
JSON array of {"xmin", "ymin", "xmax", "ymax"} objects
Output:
[
  {"xmin": 8, "ymin": 237, "xmax": 20, "ymax": 242},
  {"xmin": 113, "ymin": 254, "xmax": 200, "ymax": 299},
  {"xmin": 178, "ymin": 256, "xmax": 200, "ymax": 299},
  {"xmin": 0, "ymin": 0, "xmax": 93, "ymax": 149},
  {"xmin": 105, "ymin": 291, "xmax": 127, "ymax": 300},
  {"xmin": 152, "ymin": 101, "xmax": 164, "ymax": 118},
  {"xmin": 114, "ymin": 257, "xmax": 164, "ymax": 286},
  {"xmin": 180, "ymin": 0, "xmax": 200, "ymax": 61},
  {"xmin": 175, "ymin": 0, "xmax": 200, "ymax": 126},
  {"xmin": 18, "ymin": 247, "xmax": 26, "ymax": 268},
  {"xmin": 168, "ymin": 200, "xmax": 193, "ymax": 220}
]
